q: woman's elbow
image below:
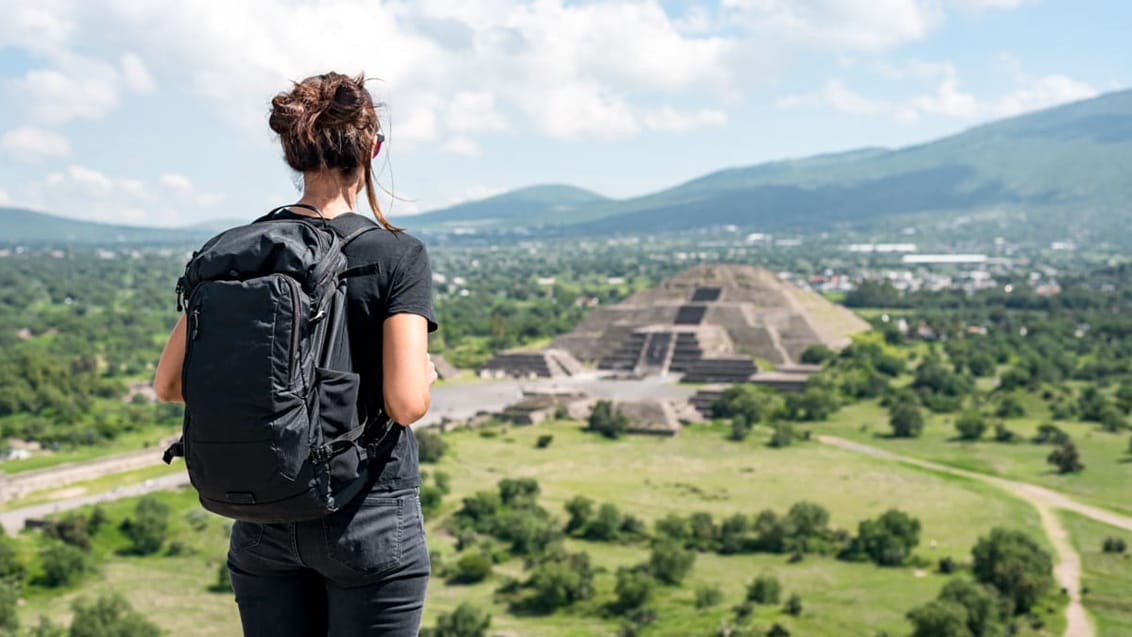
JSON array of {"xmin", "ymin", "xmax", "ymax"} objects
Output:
[
  {"xmin": 386, "ymin": 391, "xmax": 431, "ymax": 425},
  {"xmin": 153, "ymin": 378, "xmax": 183, "ymax": 403}
]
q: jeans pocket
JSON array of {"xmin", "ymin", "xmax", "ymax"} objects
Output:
[
  {"xmin": 230, "ymin": 520, "xmax": 264, "ymax": 552},
  {"xmin": 322, "ymin": 494, "xmax": 404, "ymax": 575}
]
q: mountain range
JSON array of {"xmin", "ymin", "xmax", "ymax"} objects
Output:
[{"xmin": 5, "ymin": 88, "xmax": 1132, "ymax": 244}]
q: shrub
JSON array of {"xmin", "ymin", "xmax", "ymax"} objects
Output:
[
  {"xmin": 498, "ymin": 478, "xmax": 540, "ymax": 507},
  {"xmin": 583, "ymin": 503, "xmax": 622, "ymax": 542},
  {"xmin": 954, "ymin": 411, "xmax": 986, "ymax": 441},
  {"xmin": 906, "ymin": 599, "xmax": 970, "ymax": 637},
  {"xmin": 800, "ymin": 344, "xmax": 835, "ymax": 365},
  {"xmin": 842, "ymin": 509, "xmax": 921, "ymax": 567},
  {"xmin": 747, "ymin": 574, "xmax": 782, "ymax": 604},
  {"xmin": 889, "ymin": 400, "xmax": 924, "ymax": 438},
  {"xmin": 426, "ymin": 602, "xmax": 492, "ymax": 637},
  {"xmin": 767, "ymin": 624, "xmax": 791, "ymax": 637},
  {"xmin": 69, "ymin": 592, "xmax": 160, "ymax": 637},
  {"xmin": 995, "ymin": 396, "xmax": 1026, "ymax": 419},
  {"xmin": 0, "ymin": 579, "xmax": 18, "ymax": 634},
  {"xmin": 588, "ymin": 400, "xmax": 629, "ymax": 439},
  {"xmin": 451, "ymin": 553, "xmax": 493, "ymax": 584},
  {"xmin": 972, "ymin": 528, "xmax": 1054, "ymax": 614},
  {"xmin": 729, "ymin": 414, "xmax": 753, "ymax": 442},
  {"xmin": 420, "ymin": 485, "xmax": 444, "ymax": 518},
  {"xmin": 40, "ymin": 542, "xmax": 92, "ymax": 587},
  {"xmin": 524, "ymin": 552, "xmax": 594, "ymax": 613},
  {"xmin": 0, "ymin": 535, "xmax": 26, "ymax": 584},
  {"xmin": 535, "ymin": 434, "xmax": 554, "ymax": 449},
  {"xmin": 564, "ymin": 496, "xmax": 595, "ymax": 535},
  {"xmin": 719, "ymin": 513, "xmax": 750, "ymax": 555},
  {"xmin": 938, "ymin": 556, "xmax": 958, "ymax": 574},
  {"xmin": 417, "ymin": 430, "xmax": 448, "ymax": 463},
  {"xmin": 1102, "ymin": 537, "xmax": 1127, "ymax": 554},
  {"xmin": 768, "ymin": 421, "xmax": 796, "ymax": 448},
  {"xmin": 694, "ymin": 584, "xmax": 723, "ymax": 609},
  {"xmin": 648, "ymin": 541, "xmax": 695, "ymax": 585},
  {"xmin": 614, "ymin": 567, "xmax": 654, "ymax": 611},
  {"xmin": 783, "ymin": 593, "xmax": 803, "ymax": 617},
  {"xmin": 41, "ymin": 513, "xmax": 92, "ymax": 551},
  {"xmin": 993, "ymin": 423, "xmax": 1018, "ymax": 443},
  {"xmin": 1047, "ymin": 442, "xmax": 1085, "ymax": 474},
  {"xmin": 121, "ymin": 496, "xmax": 170, "ymax": 555},
  {"xmin": 211, "ymin": 561, "xmax": 233, "ymax": 593}
]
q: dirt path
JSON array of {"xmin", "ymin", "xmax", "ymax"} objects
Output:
[{"xmin": 818, "ymin": 435, "xmax": 1132, "ymax": 637}]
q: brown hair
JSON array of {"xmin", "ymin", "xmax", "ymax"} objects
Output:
[{"xmin": 269, "ymin": 71, "xmax": 398, "ymax": 231}]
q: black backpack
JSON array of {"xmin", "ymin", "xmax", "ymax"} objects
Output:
[{"xmin": 163, "ymin": 205, "xmax": 394, "ymax": 523}]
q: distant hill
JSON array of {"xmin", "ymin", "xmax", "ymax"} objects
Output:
[
  {"xmin": 0, "ymin": 208, "xmax": 207, "ymax": 244},
  {"xmin": 416, "ymin": 89, "xmax": 1132, "ymax": 241},
  {"xmin": 413, "ymin": 185, "xmax": 610, "ymax": 226}
]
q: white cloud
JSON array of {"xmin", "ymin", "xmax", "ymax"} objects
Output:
[
  {"xmin": 440, "ymin": 137, "xmax": 481, "ymax": 157},
  {"xmin": 160, "ymin": 173, "xmax": 194, "ymax": 193},
  {"xmin": 991, "ymin": 74, "xmax": 1098, "ymax": 117},
  {"xmin": 0, "ymin": 186, "xmax": 11, "ymax": 206},
  {"xmin": 723, "ymin": 0, "xmax": 941, "ymax": 51},
  {"xmin": 6, "ymin": 52, "xmax": 159, "ymax": 125},
  {"xmin": 643, "ymin": 107, "xmax": 728, "ymax": 132},
  {"xmin": 445, "ymin": 92, "xmax": 508, "ymax": 133},
  {"xmin": 779, "ymin": 62, "xmax": 1095, "ymax": 124},
  {"xmin": 953, "ymin": 0, "xmax": 1029, "ymax": 10},
  {"xmin": 1, "ymin": 126, "xmax": 73, "ymax": 161},
  {"xmin": 0, "ymin": 0, "xmax": 77, "ymax": 53},
  {"xmin": 120, "ymin": 52, "xmax": 157, "ymax": 93}
]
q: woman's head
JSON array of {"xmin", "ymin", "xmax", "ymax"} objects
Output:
[{"xmin": 269, "ymin": 72, "xmax": 396, "ymax": 230}]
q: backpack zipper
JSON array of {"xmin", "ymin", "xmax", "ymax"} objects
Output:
[{"xmin": 285, "ymin": 276, "xmax": 301, "ymax": 387}]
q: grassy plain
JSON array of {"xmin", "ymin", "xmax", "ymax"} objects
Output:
[
  {"xmin": 14, "ymin": 421, "xmax": 1065, "ymax": 636},
  {"xmin": 1060, "ymin": 511, "xmax": 1132, "ymax": 635},
  {"xmin": 819, "ymin": 400, "xmax": 1132, "ymax": 516}
]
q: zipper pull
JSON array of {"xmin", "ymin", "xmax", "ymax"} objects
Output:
[
  {"xmin": 175, "ymin": 278, "xmax": 184, "ymax": 313},
  {"xmin": 190, "ymin": 308, "xmax": 201, "ymax": 340}
]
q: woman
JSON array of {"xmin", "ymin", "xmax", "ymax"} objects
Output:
[{"xmin": 153, "ymin": 72, "xmax": 437, "ymax": 636}]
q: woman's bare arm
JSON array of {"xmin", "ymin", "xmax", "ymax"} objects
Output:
[
  {"xmin": 382, "ymin": 313, "xmax": 437, "ymax": 425},
  {"xmin": 154, "ymin": 315, "xmax": 187, "ymax": 403}
]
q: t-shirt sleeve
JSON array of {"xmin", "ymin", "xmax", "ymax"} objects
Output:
[{"xmin": 384, "ymin": 241, "xmax": 438, "ymax": 332}]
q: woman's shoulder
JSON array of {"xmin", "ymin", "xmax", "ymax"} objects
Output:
[{"xmin": 339, "ymin": 215, "xmax": 429, "ymax": 265}]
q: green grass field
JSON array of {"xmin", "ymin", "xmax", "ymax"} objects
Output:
[
  {"xmin": 13, "ymin": 421, "xmax": 1066, "ymax": 636},
  {"xmin": 820, "ymin": 400, "xmax": 1132, "ymax": 516},
  {"xmin": 1060, "ymin": 511, "xmax": 1132, "ymax": 635}
]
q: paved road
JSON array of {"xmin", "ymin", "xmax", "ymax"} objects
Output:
[
  {"xmin": 818, "ymin": 435, "xmax": 1132, "ymax": 637},
  {"xmin": 1, "ymin": 472, "xmax": 190, "ymax": 535}
]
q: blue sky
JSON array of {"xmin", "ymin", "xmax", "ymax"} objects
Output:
[{"xmin": 0, "ymin": 0, "xmax": 1127, "ymax": 227}]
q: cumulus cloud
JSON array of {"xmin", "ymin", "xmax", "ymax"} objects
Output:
[
  {"xmin": 0, "ymin": 186, "xmax": 11, "ymax": 206},
  {"xmin": 642, "ymin": 107, "xmax": 728, "ymax": 132},
  {"xmin": 1, "ymin": 126, "xmax": 73, "ymax": 161},
  {"xmin": 6, "ymin": 51, "xmax": 158, "ymax": 124},
  {"xmin": 723, "ymin": 0, "xmax": 941, "ymax": 51},
  {"xmin": 779, "ymin": 61, "xmax": 1095, "ymax": 124},
  {"xmin": 440, "ymin": 137, "xmax": 481, "ymax": 157},
  {"xmin": 159, "ymin": 173, "xmax": 194, "ymax": 193}
]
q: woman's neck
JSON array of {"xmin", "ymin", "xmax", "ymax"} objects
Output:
[{"xmin": 294, "ymin": 170, "xmax": 361, "ymax": 218}]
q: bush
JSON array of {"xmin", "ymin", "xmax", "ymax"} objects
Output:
[
  {"xmin": 729, "ymin": 414, "xmax": 753, "ymax": 442},
  {"xmin": 783, "ymin": 593, "xmax": 803, "ymax": 617},
  {"xmin": 211, "ymin": 561, "xmax": 233, "ymax": 593},
  {"xmin": 906, "ymin": 599, "xmax": 971, "ymax": 637},
  {"xmin": 1102, "ymin": 537, "xmax": 1127, "ymax": 554},
  {"xmin": 451, "ymin": 553, "xmax": 493, "ymax": 584},
  {"xmin": 498, "ymin": 478, "xmax": 540, "ymax": 507},
  {"xmin": 648, "ymin": 541, "xmax": 695, "ymax": 585},
  {"xmin": 535, "ymin": 434, "xmax": 554, "ymax": 449},
  {"xmin": 972, "ymin": 528, "xmax": 1053, "ymax": 614},
  {"xmin": 889, "ymin": 400, "xmax": 924, "ymax": 438},
  {"xmin": 767, "ymin": 624, "xmax": 791, "ymax": 637},
  {"xmin": 1047, "ymin": 442, "xmax": 1085, "ymax": 474},
  {"xmin": 695, "ymin": 584, "xmax": 723, "ymax": 609},
  {"xmin": 425, "ymin": 602, "xmax": 492, "ymax": 637},
  {"xmin": 938, "ymin": 556, "xmax": 958, "ymax": 574},
  {"xmin": 588, "ymin": 400, "xmax": 629, "ymax": 439},
  {"xmin": 69, "ymin": 592, "xmax": 160, "ymax": 637},
  {"xmin": 747, "ymin": 574, "xmax": 782, "ymax": 604},
  {"xmin": 1032, "ymin": 423, "xmax": 1070, "ymax": 446},
  {"xmin": 688, "ymin": 512, "xmax": 718, "ymax": 551},
  {"xmin": 842, "ymin": 509, "xmax": 921, "ymax": 567},
  {"xmin": 614, "ymin": 567, "xmax": 654, "ymax": 611},
  {"xmin": 993, "ymin": 423, "xmax": 1018, "ymax": 443},
  {"xmin": 768, "ymin": 421, "xmax": 796, "ymax": 448},
  {"xmin": 995, "ymin": 396, "xmax": 1026, "ymax": 419},
  {"xmin": 0, "ymin": 535, "xmax": 26, "ymax": 584},
  {"xmin": 564, "ymin": 496, "xmax": 595, "ymax": 535},
  {"xmin": 41, "ymin": 513, "xmax": 93, "ymax": 551},
  {"xmin": 0, "ymin": 578, "xmax": 18, "ymax": 634},
  {"xmin": 420, "ymin": 485, "xmax": 444, "ymax": 518},
  {"xmin": 583, "ymin": 503, "xmax": 622, "ymax": 542},
  {"xmin": 800, "ymin": 344, "xmax": 835, "ymax": 365},
  {"xmin": 121, "ymin": 496, "xmax": 170, "ymax": 556},
  {"xmin": 40, "ymin": 542, "xmax": 92, "ymax": 587},
  {"xmin": 417, "ymin": 430, "xmax": 448, "ymax": 463},
  {"xmin": 524, "ymin": 552, "xmax": 594, "ymax": 613},
  {"xmin": 954, "ymin": 411, "xmax": 986, "ymax": 441}
]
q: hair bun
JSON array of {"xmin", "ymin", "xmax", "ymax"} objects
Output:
[{"xmin": 268, "ymin": 72, "xmax": 377, "ymax": 173}]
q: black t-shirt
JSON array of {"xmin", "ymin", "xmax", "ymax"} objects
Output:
[{"xmin": 276, "ymin": 209, "xmax": 437, "ymax": 491}]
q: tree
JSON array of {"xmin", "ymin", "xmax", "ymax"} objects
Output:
[
  {"xmin": 583, "ymin": 503, "xmax": 622, "ymax": 542},
  {"xmin": 1047, "ymin": 442, "xmax": 1084, "ymax": 474},
  {"xmin": 451, "ymin": 553, "xmax": 493, "ymax": 584},
  {"xmin": 121, "ymin": 496, "xmax": 170, "ymax": 555},
  {"xmin": 535, "ymin": 434, "xmax": 554, "ymax": 449},
  {"xmin": 564, "ymin": 496, "xmax": 595, "ymax": 535},
  {"xmin": 729, "ymin": 414, "xmax": 753, "ymax": 442},
  {"xmin": 588, "ymin": 400, "xmax": 629, "ymax": 439},
  {"xmin": 614, "ymin": 567, "xmax": 654, "ymax": 611},
  {"xmin": 69, "ymin": 592, "xmax": 160, "ymax": 637},
  {"xmin": 498, "ymin": 478, "xmax": 540, "ymax": 507},
  {"xmin": 648, "ymin": 541, "xmax": 695, "ymax": 585},
  {"xmin": 525, "ymin": 552, "xmax": 594, "ymax": 613},
  {"xmin": 842, "ymin": 509, "xmax": 922, "ymax": 567},
  {"xmin": 428, "ymin": 603, "xmax": 492, "ymax": 637},
  {"xmin": 783, "ymin": 594, "xmax": 803, "ymax": 617},
  {"xmin": 768, "ymin": 421, "xmax": 796, "ymax": 448},
  {"xmin": 747, "ymin": 574, "xmax": 781, "ymax": 604},
  {"xmin": 694, "ymin": 584, "xmax": 723, "ymax": 609},
  {"xmin": 719, "ymin": 513, "xmax": 750, "ymax": 555},
  {"xmin": 688, "ymin": 512, "xmax": 718, "ymax": 551},
  {"xmin": 40, "ymin": 542, "xmax": 91, "ymax": 587},
  {"xmin": 800, "ymin": 344, "xmax": 835, "ymax": 365},
  {"xmin": 971, "ymin": 528, "xmax": 1054, "ymax": 614},
  {"xmin": 0, "ymin": 535, "xmax": 26, "ymax": 585},
  {"xmin": 937, "ymin": 579, "xmax": 1007, "ymax": 637},
  {"xmin": 889, "ymin": 399, "xmax": 925, "ymax": 438},
  {"xmin": 41, "ymin": 514, "xmax": 93, "ymax": 551},
  {"xmin": 954, "ymin": 412, "xmax": 987, "ymax": 441},
  {"xmin": 906, "ymin": 599, "xmax": 973, "ymax": 637},
  {"xmin": 0, "ymin": 579, "xmax": 18, "ymax": 635},
  {"xmin": 417, "ymin": 430, "xmax": 449, "ymax": 463},
  {"xmin": 1102, "ymin": 537, "xmax": 1127, "ymax": 554}
]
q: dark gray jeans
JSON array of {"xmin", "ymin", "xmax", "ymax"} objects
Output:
[{"xmin": 226, "ymin": 486, "xmax": 430, "ymax": 636}]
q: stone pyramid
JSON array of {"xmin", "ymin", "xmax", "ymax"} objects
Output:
[{"xmin": 551, "ymin": 264, "xmax": 869, "ymax": 373}]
